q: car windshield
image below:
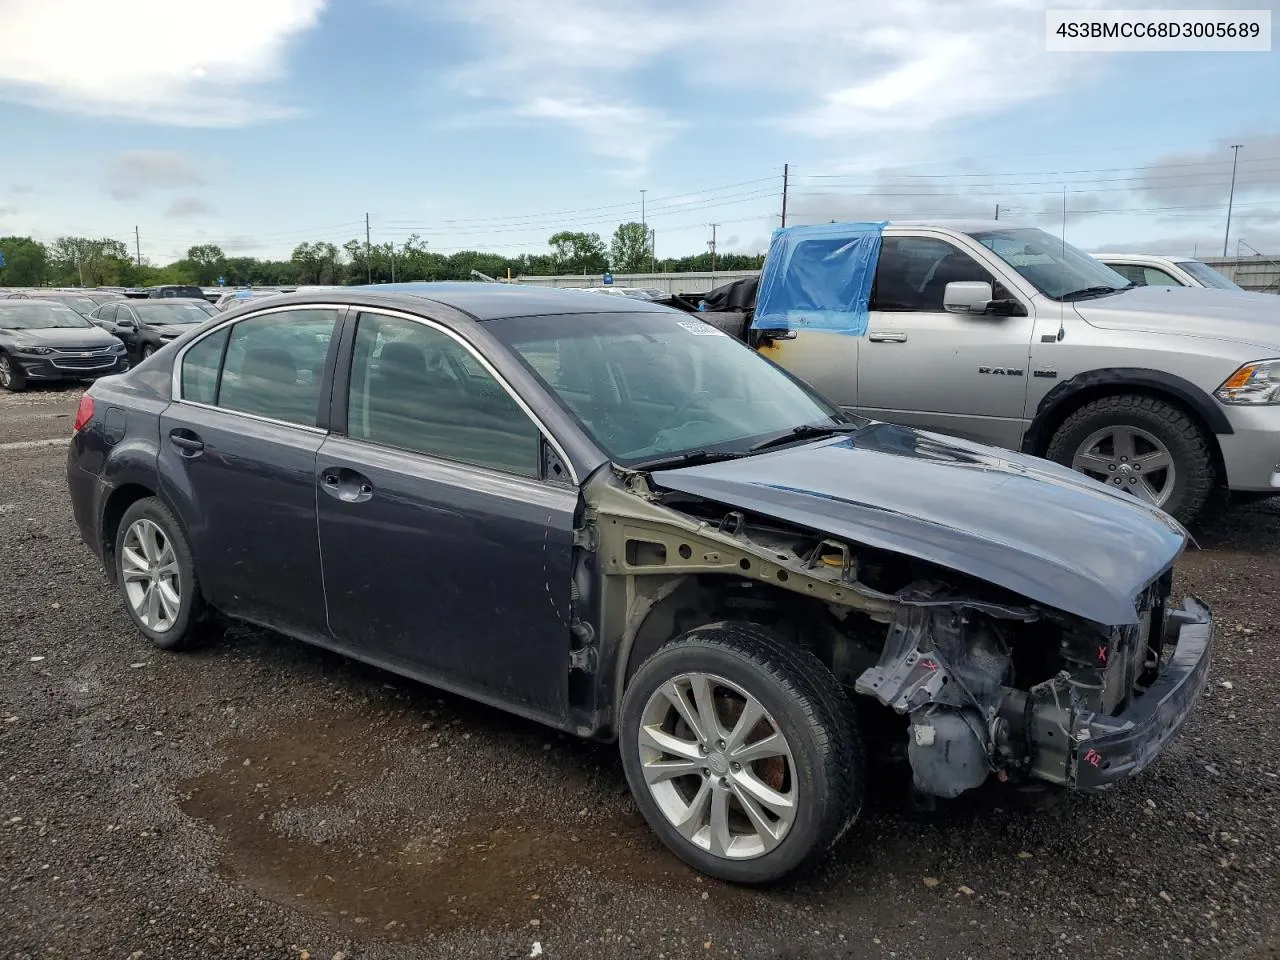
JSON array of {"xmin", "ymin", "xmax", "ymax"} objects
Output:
[
  {"xmin": 968, "ymin": 227, "xmax": 1132, "ymax": 300},
  {"xmin": 1177, "ymin": 260, "xmax": 1243, "ymax": 291},
  {"xmin": 488, "ymin": 311, "xmax": 846, "ymax": 466},
  {"xmin": 0, "ymin": 302, "xmax": 94, "ymax": 329},
  {"xmin": 135, "ymin": 302, "xmax": 216, "ymax": 324},
  {"xmin": 37, "ymin": 295, "xmax": 98, "ymax": 315}
]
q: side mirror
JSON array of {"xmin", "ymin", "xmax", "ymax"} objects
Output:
[
  {"xmin": 943, "ymin": 281, "xmax": 993, "ymax": 315},
  {"xmin": 117, "ymin": 318, "xmax": 135, "ymax": 329}
]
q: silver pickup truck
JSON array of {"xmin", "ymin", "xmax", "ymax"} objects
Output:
[{"xmin": 716, "ymin": 220, "xmax": 1280, "ymax": 523}]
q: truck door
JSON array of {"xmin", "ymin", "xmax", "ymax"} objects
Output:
[{"xmin": 855, "ymin": 235, "xmax": 1034, "ymax": 449}]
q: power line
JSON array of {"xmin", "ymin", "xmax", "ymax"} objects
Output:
[{"xmin": 797, "ymin": 154, "xmax": 1280, "ymax": 181}]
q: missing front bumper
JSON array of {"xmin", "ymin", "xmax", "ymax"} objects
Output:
[{"xmin": 1013, "ymin": 597, "xmax": 1214, "ymax": 791}]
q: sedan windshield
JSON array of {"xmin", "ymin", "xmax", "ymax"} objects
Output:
[
  {"xmin": 35, "ymin": 295, "xmax": 98, "ymax": 316},
  {"xmin": 0, "ymin": 302, "xmax": 94, "ymax": 329},
  {"xmin": 1178, "ymin": 260, "xmax": 1243, "ymax": 291},
  {"xmin": 968, "ymin": 227, "xmax": 1133, "ymax": 301},
  {"xmin": 488, "ymin": 311, "xmax": 846, "ymax": 466},
  {"xmin": 134, "ymin": 302, "xmax": 216, "ymax": 324}
]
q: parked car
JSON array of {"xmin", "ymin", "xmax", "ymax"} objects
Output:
[
  {"xmin": 88, "ymin": 298, "xmax": 217, "ymax": 361},
  {"xmin": 0, "ymin": 300, "xmax": 127, "ymax": 391},
  {"xmin": 82, "ymin": 290, "xmax": 128, "ymax": 306},
  {"xmin": 147, "ymin": 284, "xmax": 208, "ymax": 300},
  {"xmin": 67, "ymin": 284, "xmax": 1213, "ymax": 883},
  {"xmin": 693, "ymin": 221, "xmax": 1280, "ymax": 523},
  {"xmin": 29, "ymin": 291, "xmax": 102, "ymax": 318},
  {"xmin": 214, "ymin": 289, "xmax": 273, "ymax": 311},
  {"xmin": 1093, "ymin": 254, "xmax": 1243, "ymax": 291}
]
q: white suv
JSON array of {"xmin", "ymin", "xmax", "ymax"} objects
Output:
[{"xmin": 1093, "ymin": 254, "xmax": 1242, "ymax": 291}]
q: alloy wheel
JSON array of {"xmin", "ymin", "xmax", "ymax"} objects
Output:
[
  {"xmin": 1071, "ymin": 425, "xmax": 1176, "ymax": 507},
  {"xmin": 637, "ymin": 672, "xmax": 797, "ymax": 860},
  {"xmin": 120, "ymin": 518, "xmax": 181, "ymax": 633},
  {"xmin": 0, "ymin": 355, "xmax": 11, "ymax": 388}
]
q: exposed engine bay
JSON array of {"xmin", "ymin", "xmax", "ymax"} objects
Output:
[{"xmin": 582, "ymin": 471, "xmax": 1186, "ymax": 801}]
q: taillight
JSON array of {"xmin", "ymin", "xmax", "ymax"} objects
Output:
[{"xmin": 73, "ymin": 395, "xmax": 95, "ymax": 433}]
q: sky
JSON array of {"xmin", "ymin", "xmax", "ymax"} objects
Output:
[{"xmin": 2, "ymin": 0, "xmax": 1280, "ymax": 266}]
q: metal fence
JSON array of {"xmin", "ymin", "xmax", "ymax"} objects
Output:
[
  {"xmin": 1203, "ymin": 256, "xmax": 1280, "ymax": 293},
  {"xmin": 508, "ymin": 271, "xmax": 760, "ymax": 296}
]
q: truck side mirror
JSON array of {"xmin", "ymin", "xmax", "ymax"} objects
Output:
[{"xmin": 943, "ymin": 281, "xmax": 993, "ymax": 315}]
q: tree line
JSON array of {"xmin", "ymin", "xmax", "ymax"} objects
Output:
[{"xmin": 0, "ymin": 223, "xmax": 765, "ymax": 289}]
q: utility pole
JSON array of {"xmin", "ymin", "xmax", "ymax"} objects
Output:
[
  {"xmin": 708, "ymin": 223, "xmax": 719, "ymax": 274},
  {"xmin": 640, "ymin": 188, "xmax": 646, "ymax": 229},
  {"xmin": 781, "ymin": 163, "xmax": 789, "ymax": 228},
  {"xmin": 1224, "ymin": 143, "xmax": 1242, "ymax": 257},
  {"xmin": 365, "ymin": 212, "xmax": 373, "ymax": 284},
  {"xmin": 390, "ymin": 243, "xmax": 396, "ymax": 283},
  {"xmin": 994, "ymin": 204, "xmax": 1000, "ymax": 220},
  {"xmin": 134, "ymin": 225, "xmax": 141, "ymax": 267},
  {"xmin": 649, "ymin": 228, "xmax": 655, "ymax": 274}
]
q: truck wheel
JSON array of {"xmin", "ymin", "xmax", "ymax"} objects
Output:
[
  {"xmin": 0, "ymin": 352, "xmax": 26, "ymax": 392},
  {"xmin": 1045, "ymin": 394, "xmax": 1214, "ymax": 523},
  {"xmin": 114, "ymin": 497, "xmax": 209, "ymax": 650},
  {"xmin": 619, "ymin": 622, "xmax": 864, "ymax": 884}
]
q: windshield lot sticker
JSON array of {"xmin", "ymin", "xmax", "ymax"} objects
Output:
[{"xmin": 678, "ymin": 321, "xmax": 726, "ymax": 336}]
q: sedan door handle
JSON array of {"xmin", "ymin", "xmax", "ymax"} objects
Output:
[
  {"xmin": 320, "ymin": 468, "xmax": 374, "ymax": 503},
  {"xmin": 868, "ymin": 332, "xmax": 908, "ymax": 343},
  {"xmin": 169, "ymin": 431, "xmax": 204, "ymax": 456}
]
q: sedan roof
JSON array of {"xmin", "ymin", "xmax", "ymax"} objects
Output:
[{"xmin": 339, "ymin": 282, "xmax": 676, "ymax": 321}]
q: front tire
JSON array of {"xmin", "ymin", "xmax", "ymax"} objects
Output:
[
  {"xmin": 1046, "ymin": 394, "xmax": 1215, "ymax": 523},
  {"xmin": 0, "ymin": 352, "xmax": 26, "ymax": 392},
  {"xmin": 114, "ymin": 497, "xmax": 208, "ymax": 650},
  {"xmin": 619, "ymin": 622, "xmax": 864, "ymax": 884},
  {"xmin": 141, "ymin": 344, "xmax": 156, "ymax": 360}
]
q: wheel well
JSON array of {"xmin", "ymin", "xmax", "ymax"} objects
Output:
[
  {"xmin": 620, "ymin": 577, "xmax": 811, "ymax": 690},
  {"xmin": 1029, "ymin": 383, "xmax": 1226, "ymax": 481},
  {"xmin": 100, "ymin": 483, "xmax": 155, "ymax": 578}
]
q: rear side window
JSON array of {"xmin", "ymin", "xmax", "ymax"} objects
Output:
[
  {"xmin": 347, "ymin": 312, "xmax": 540, "ymax": 477},
  {"xmin": 181, "ymin": 327, "xmax": 229, "ymax": 404},
  {"xmin": 181, "ymin": 309, "xmax": 337, "ymax": 426}
]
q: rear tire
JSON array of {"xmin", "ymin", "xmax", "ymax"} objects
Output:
[
  {"xmin": 114, "ymin": 497, "xmax": 209, "ymax": 650},
  {"xmin": 0, "ymin": 352, "xmax": 26, "ymax": 392},
  {"xmin": 619, "ymin": 622, "xmax": 864, "ymax": 884},
  {"xmin": 1046, "ymin": 394, "xmax": 1215, "ymax": 524}
]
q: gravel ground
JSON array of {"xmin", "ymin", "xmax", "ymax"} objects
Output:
[{"xmin": 2, "ymin": 384, "xmax": 1279, "ymax": 960}]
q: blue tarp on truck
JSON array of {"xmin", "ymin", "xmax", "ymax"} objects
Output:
[{"xmin": 750, "ymin": 221, "xmax": 886, "ymax": 336}]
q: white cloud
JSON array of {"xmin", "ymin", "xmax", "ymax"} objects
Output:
[
  {"xmin": 0, "ymin": 0, "xmax": 326, "ymax": 126},
  {"xmin": 105, "ymin": 151, "xmax": 206, "ymax": 200},
  {"xmin": 166, "ymin": 196, "xmax": 217, "ymax": 218},
  {"xmin": 422, "ymin": 0, "xmax": 1106, "ymax": 170}
]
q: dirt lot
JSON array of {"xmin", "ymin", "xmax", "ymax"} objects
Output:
[{"xmin": 2, "ymin": 384, "xmax": 1279, "ymax": 960}]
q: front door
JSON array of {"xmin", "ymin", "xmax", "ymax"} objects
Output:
[
  {"xmin": 856, "ymin": 235, "xmax": 1034, "ymax": 449},
  {"xmin": 158, "ymin": 306, "xmax": 341, "ymax": 636},
  {"xmin": 317, "ymin": 309, "xmax": 577, "ymax": 721}
]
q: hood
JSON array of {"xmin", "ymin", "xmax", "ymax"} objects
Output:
[
  {"xmin": 0, "ymin": 326, "xmax": 121, "ymax": 349},
  {"xmin": 652, "ymin": 422, "xmax": 1187, "ymax": 626},
  {"xmin": 1074, "ymin": 286, "xmax": 1280, "ymax": 352}
]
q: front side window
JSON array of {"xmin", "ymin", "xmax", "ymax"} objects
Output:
[
  {"xmin": 215, "ymin": 309, "xmax": 337, "ymax": 426},
  {"xmin": 95, "ymin": 304, "xmax": 118, "ymax": 323},
  {"xmin": 347, "ymin": 312, "xmax": 540, "ymax": 478},
  {"xmin": 871, "ymin": 237, "xmax": 1001, "ymax": 312},
  {"xmin": 487, "ymin": 311, "xmax": 842, "ymax": 466},
  {"xmin": 1141, "ymin": 267, "xmax": 1181, "ymax": 287}
]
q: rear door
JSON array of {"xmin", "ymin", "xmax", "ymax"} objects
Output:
[
  {"xmin": 159, "ymin": 305, "xmax": 342, "ymax": 636},
  {"xmin": 856, "ymin": 235, "xmax": 1034, "ymax": 449},
  {"xmin": 316, "ymin": 308, "xmax": 578, "ymax": 721}
]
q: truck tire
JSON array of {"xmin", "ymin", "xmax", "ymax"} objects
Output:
[
  {"xmin": 619, "ymin": 622, "xmax": 864, "ymax": 884},
  {"xmin": 1045, "ymin": 394, "xmax": 1215, "ymax": 524}
]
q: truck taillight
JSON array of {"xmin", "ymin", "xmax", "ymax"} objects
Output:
[{"xmin": 73, "ymin": 395, "xmax": 95, "ymax": 433}]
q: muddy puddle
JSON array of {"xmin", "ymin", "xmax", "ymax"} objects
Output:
[{"xmin": 180, "ymin": 706, "xmax": 710, "ymax": 939}]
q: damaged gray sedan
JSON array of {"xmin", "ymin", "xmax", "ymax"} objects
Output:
[{"xmin": 66, "ymin": 285, "xmax": 1213, "ymax": 884}]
